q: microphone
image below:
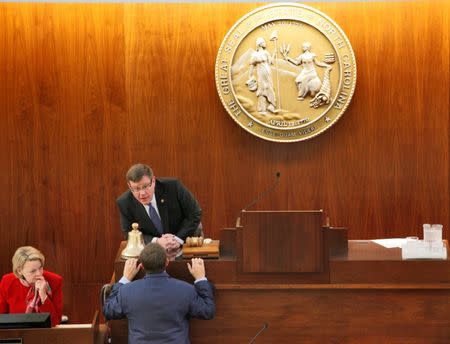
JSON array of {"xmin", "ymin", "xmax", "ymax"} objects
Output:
[
  {"xmin": 248, "ymin": 323, "xmax": 268, "ymax": 344},
  {"xmin": 236, "ymin": 172, "xmax": 281, "ymax": 227}
]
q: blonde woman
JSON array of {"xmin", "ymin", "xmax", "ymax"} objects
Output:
[{"xmin": 0, "ymin": 246, "xmax": 62, "ymax": 326}]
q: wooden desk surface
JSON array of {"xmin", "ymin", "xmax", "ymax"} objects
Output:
[
  {"xmin": 330, "ymin": 240, "xmax": 450, "ymax": 283},
  {"xmin": 115, "ymin": 240, "xmax": 450, "ymax": 284},
  {"xmin": 0, "ymin": 312, "xmax": 102, "ymax": 344},
  {"xmin": 334, "ymin": 240, "xmax": 449, "ymax": 261}
]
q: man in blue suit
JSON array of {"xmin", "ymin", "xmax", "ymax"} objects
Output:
[{"xmin": 103, "ymin": 243, "xmax": 215, "ymax": 344}]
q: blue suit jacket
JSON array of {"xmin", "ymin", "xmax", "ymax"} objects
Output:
[{"xmin": 103, "ymin": 272, "xmax": 215, "ymax": 344}]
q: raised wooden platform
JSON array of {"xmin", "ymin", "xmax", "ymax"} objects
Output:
[{"xmin": 109, "ymin": 233, "xmax": 450, "ymax": 343}]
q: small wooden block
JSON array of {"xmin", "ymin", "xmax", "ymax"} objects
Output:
[{"xmin": 182, "ymin": 240, "xmax": 220, "ymax": 259}]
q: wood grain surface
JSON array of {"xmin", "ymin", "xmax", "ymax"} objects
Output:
[{"xmin": 0, "ymin": 1, "xmax": 448, "ymax": 322}]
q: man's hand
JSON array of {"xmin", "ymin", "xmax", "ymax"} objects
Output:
[
  {"xmin": 123, "ymin": 258, "xmax": 141, "ymax": 281},
  {"xmin": 157, "ymin": 234, "xmax": 181, "ymax": 251},
  {"xmin": 187, "ymin": 258, "xmax": 206, "ymax": 280},
  {"xmin": 35, "ymin": 276, "xmax": 49, "ymax": 303}
]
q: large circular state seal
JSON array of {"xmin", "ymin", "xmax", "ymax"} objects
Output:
[{"xmin": 215, "ymin": 3, "xmax": 357, "ymax": 142}]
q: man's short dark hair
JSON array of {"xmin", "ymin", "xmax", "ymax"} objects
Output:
[
  {"xmin": 126, "ymin": 164, "xmax": 153, "ymax": 183},
  {"xmin": 139, "ymin": 243, "xmax": 167, "ymax": 274}
]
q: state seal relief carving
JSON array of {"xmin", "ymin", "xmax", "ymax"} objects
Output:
[{"xmin": 215, "ymin": 3, "xmax": 357, "ymax": 142}]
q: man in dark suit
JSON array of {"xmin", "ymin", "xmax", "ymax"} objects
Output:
[
  {"xmin": 117, "ymin": 163, "xmax": 202, "ymax": 251},
  {"xmin": 103, "ymin": 243, "xmax": 215, "ymax": 344}
]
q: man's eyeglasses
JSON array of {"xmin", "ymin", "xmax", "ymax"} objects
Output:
[{"xmin": 129, "ymin": 181, "xmax": 153, "ymax": 193}]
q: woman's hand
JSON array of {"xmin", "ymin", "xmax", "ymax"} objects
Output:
[{"xmin": 35, "ymin": 276, "xmax": 49, "ymax": 303}]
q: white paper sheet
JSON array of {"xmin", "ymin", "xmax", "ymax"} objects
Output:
[{"xmin": 371, "ymin": 238, "xmax": 406, "ymax": 248}]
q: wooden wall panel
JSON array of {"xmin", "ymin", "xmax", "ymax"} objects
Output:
[{"xmin": 0, "ymin": 1, "xmax": 448, "ymax": 319}]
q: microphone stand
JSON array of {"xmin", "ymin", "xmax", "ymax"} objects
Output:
[
  {"xmin": 248, "ymin": 323, "xmax": 268, "ymax": 344},
  {"xmin": 236, "ymin": 172, "xmax": 281, "ymax": 227}
]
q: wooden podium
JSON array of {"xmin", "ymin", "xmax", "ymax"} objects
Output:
[
  {"xmin": 232, "ymin": 210, "xmax": 347, "ymax": 283},
  {"xmin": 239, "ymin": 210, "xmax": 326, "ymax": 273},
  {"xmin": 109, "ymin": 211, "xmax": 450, "ymax": 344}
]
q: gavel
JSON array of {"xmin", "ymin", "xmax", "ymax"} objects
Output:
[{"xmin": 185, "ymin": 236, "xmax": 204, "ymax": 247}]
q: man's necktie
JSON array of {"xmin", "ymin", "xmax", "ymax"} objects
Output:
[{"xmin": 149, "ymin": 204, "xmax": 163, "ymax": 234}]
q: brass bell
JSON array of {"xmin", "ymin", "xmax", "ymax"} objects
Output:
[{"xmin": 121, "ymin": 223, "xmax": 145, "ymax": 259}]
